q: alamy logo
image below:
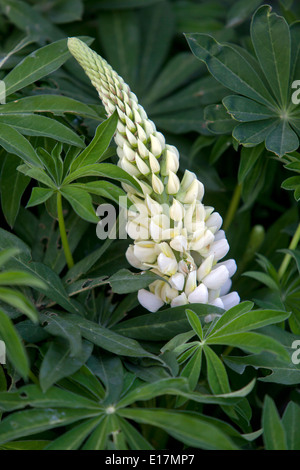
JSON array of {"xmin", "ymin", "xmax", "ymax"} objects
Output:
[
  {"xmin": 291, "ymin": 340, "xmax": 300, "ymax": 365},
  {"xmin": 0, "ymin": 340, "xmax": 6, "ymax": 364},
  {"xmin": 0, "ymin": 80, "xmax": 5, "ymax": 104}
]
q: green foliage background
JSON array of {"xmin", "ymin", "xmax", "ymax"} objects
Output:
[{"xmin": 0, "ymin": 0, "xmax": 299, "ymax": 450}]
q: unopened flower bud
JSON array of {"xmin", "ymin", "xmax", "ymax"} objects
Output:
[
  {"xmin": 137, "ymin": 139, "xmax": 149, "ymax": 158},
  {"xmin": 146, "ymin": 195, "xmax": 163, "ymax": 216},
  {"xmin": 135, "ymin": 154, "xmax": 150, "ymax": 175},
  {"xmin": 181, "ymin": 179, "xmax": 200, "ymax": 204},
  {"xmin": 169, "ymin": 199, "xmax": 184, "ymax": 222},
  {"xmin": 150, "ymin": 134, "xmax": 162, "ymax": 157},
  {"xmin": 123, "ymin": 141, "xmax": 136, "ymax": 161},
  {"xmin": 121, "ymin": 157, "xmax": 141, "ymax": 177},
  {"xmin": 185, "ymin": 270, "xmax": 197, "ymax": 297},
  {"xmin": 149, "ymin": 152, "xmax": 160, "ymax": 174},
  {"xmin": 136, "ymin": 123, "xmax": 147, "ymax": 142},
  {"xmin": 180, "ymin": 170, "xmax": 196, "ymax": 191},
  {"xmin": 152, "ymin": 173, "xmax": 164, "ymax": 195},
  {"xmin": 161, "ymin": 147, "xmax": 179, "ymax": 176},
  {"xmin": 126, "ymin": 127, "xmax": 138, "ymax": 147},
  {"xmin": 166, "ymin": 171, "xmax": 180, "ymax": 195}
]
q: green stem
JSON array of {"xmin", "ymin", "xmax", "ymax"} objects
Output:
[
  {"xmin": 278, "ymin": 222, "xmax": 300, "ymax": 280},
  {"xmin": 28, "ymin": 370, "xmax": 39, "ymax": 385},
  {"xmin": 223, "ymin": 184, "xmax": 242, "ymax": 231},
  {"xmin": 57, "ymin": 192, "xmax": 74, "ymax": 269}
]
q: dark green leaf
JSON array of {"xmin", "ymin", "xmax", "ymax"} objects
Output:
[
  {"xmin": 0, "ymin": 154, "xmax": 30, "ymax": 227},
  {"xmin": 251, "ymin": 5, "xmax": 290, "ymax": 107},
  {"xmin": 118, "ymin": 408, "xmax": 238, "ymax": 450},
  {"xmin": 60, "ymin": 186, "xmax": 99, "ymax": 223},
  {"xmin": 39, "ymin": 340, "xmax": 93, "ymax": 392},
  {"xmin": 262, "ymin": 396, "xmax": 287, "ymax": 450},
  {"xmin": 70, "ymin": 112, "xmax": 118, "ymax": 171}
]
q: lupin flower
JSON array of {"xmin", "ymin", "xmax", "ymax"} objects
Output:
[{"xmin": 67, "ymin": 38, "xmax": 240, "ymax": 317}]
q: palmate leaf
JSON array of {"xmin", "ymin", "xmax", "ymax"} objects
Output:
[
  {"xmin": 0, "ymin": 229, "xmax": 84, "ymax": 316},
  {"xmin": 114, "ymin": 303, "xmax": 224, "ymax": 341},
  {"xmin": 44, "ymin": 417, "xmax": 103, "ymax": 450},
  {"xmin": 39, "ymin": 340, "xmax": 93, "ymax": 392},
  {"xmin": 3, "ymin": 36, "xmax": 93, "ymax": 97},
  {"xmin": 63, "ymin": 163, "xmax": 141, "ymax": 191},
  {"xmin": 282, "ymin": 401, "xmax": 300, "ymax": 450},
  {"xmin": 26, "ymin": 187, "xmax": 54, "ymax": 208},
  {"xmin": 0, "ymin": 408, "xmax": 100, "ymax": 446},
  {"xmin": 0, "ymin": 114, "xmax": 85, "ymax": 148},
  {"xmin": 118, "ymin": 408, "xmax": 238, "ymax": 450},
  {"xmin": 65, "ymin": 314, "xmax": 161, "ymax": 361},
  {"xmin": 251, "ymin": 5, "xmax": 290, "ymax": 107},
  {"xmin": 185, "ymin": 5, "xmax": 300, "ymax": 157},
  {"xmin": 0, "ymin": 384, "xmax": 103, "ymax": 413},
  {"xmin": 0, "ymin": 123, "xmax": 42, "ymax": 167},
  {"xmin": 60, "ymin": 186, "xmax": 99, "ymax": 224},
  {"xmin": 0, "ymin": 0, "xmax": 64, "ymax": 42},
  {"xmin": 87, "ymin": 355, "xmax": 124, "ymax": 406},
  {"xmin": 69, "ymin": 111, "xmax": 118, "ymax": 172},
  {"xmin": 204, "ymin": 104, "xmax": 236, "ymax": 134},
  {"xmin": 70, "ymin": 181, "xmax": 125, "ymax": 205}
]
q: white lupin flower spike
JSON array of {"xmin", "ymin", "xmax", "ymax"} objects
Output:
[{"xmin": 68, "ymin": 37, "xmax": 240, "ymax": 316}]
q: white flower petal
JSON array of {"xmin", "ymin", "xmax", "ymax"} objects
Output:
[
  {"xmin": 138, "ymin": 289, "xmax": 164, "ymax": 312},
  {"xmin": 169, "ymin": 273, "xmax": 185, "ymax": 291},
  {"xmin": 208, "ymin": 239, "xmax": 229, "ymax": 261},
  {"xmin": 171, "ymin": 292, "xmax": 188, "ymax": 307},
  {"xmin": 197, "ymin": 255, "xmax": 214, "ymax": 281},
  {"xmin": 170, "ymin": 235, "xmax": 187, "ymax": 253},
  {"xmin": 217, "ymin": 259, "xmax": 237, "ymax": 278},
  {"xmin": 188, "ymin": 283, "xmax": 208, "ymax": 304},
  {"xmin": 206, "ymin": 212, "xmax": 222, "ymax": 232},
  {"xmin": 126, "ymin": 246, "xmax": 144, "ymax": 269},
  {"xmin": 185, "ymin": 270, "xmax": 197, "ymax": 296},
  {"xmin": 220, "ymin": 278, "xmax": 232, "ymax": 296},
  {"xmin": 209, "ymin": 298, "xmax": 224, "ymax": 309},
  {"xmin": 202, "ymin": 265, "xmax": 229, "ymax": 290}
]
